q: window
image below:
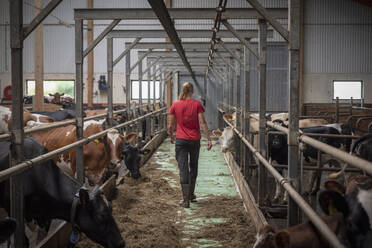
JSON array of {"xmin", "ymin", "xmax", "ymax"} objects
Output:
[
  {"xmin": 131, "ymin": 80, "xmax": 160, "ymax": 100},
  {"xmin": 26, "ymin": 80, "xmax": 75, "ymax": 98},
  {"xmin": 333, "ymin": 80, "xmax": 363, "ymax": 100}
]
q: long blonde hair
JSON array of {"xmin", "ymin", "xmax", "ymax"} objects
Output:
[{"xmin": 179, "ymin": 82, "xmax": 194, "ymax": 100}]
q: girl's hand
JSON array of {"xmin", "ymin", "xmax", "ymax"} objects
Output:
[{"xmin": 207, "ymin": 140, "xmax": 212, "ymax": 150}]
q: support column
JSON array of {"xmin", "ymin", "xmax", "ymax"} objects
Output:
[
  {"xmin": 229, "ymin": 58, "xmax": 234, "ymax": 112},
  {"xmin": 107, "ymin": 37, "xmax": 113, "ymax": 127},
  {"xmin": 235, "ymin": 49, "xmax": 241, "ymax": 166},
  {"xmin": 243, "ymin": 45, "xmax": 251, "ymax": 179},
  {"xmin": 34, "ymin": 0, "xmax": 44, "ymax": 111},
  {"xmin": 87, "ymin": 0, "xmax": 94, "ymax": 106},
  {"xmin": 288, "ymin": 0, "xmax": 301, "ymax": 227},
  {"xmin": 10, "ymin": 1, "xmax": 25, "ymax": 246},
  {"xmin": 126, "ymin": 45, "xmax": 131, "ymax": 116},
  {"xmin": 258, "ymin": 19, "xmax": 267, "ymax": 206},
  {"xmin": 138, "ymin": 60, "xmax": 143, "ymax": 143},
  {"xmin": 75, "ymin": 19, "xmax": 84, "ymax": 183}
]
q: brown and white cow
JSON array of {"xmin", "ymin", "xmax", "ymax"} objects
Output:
[
  {"xmin": 0, "ymin": 106, "xmax": 54, "ymax": 133},
  {"xmin": 31, "ymin": 120, "xmax": 131, "ymax": 184}
]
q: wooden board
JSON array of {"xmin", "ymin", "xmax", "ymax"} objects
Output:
[{"xmin": 224, "ymin": 151, "xmax": 268, "ymax": 231}]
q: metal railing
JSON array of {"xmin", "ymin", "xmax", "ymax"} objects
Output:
[
  {"xmin": 0, "ymin": 107, "xmax": 166, "ymax": 183},
  {"xmin": 221, "ymin": 115, "xmax": 345, "ymax": 248}
]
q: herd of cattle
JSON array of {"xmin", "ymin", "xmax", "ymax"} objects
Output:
[
  {"xmin": 0, "ymin": 97, "xmax": 158, "ymax": 247},
  {"xmin": 213, "ymin": 112, "xmax": 372, "ymax": 248}
]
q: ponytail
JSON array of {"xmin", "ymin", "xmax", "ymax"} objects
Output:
[{"xmin": 179, "ymin": 82, "xmax": 194, "ymax": 100}]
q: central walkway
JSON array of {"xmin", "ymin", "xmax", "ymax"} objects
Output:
[
  {"xmin": 78, "ymin": 137, "xmax": 256, "ymax": 248},
  {"xmin": 152, "ymin": 137, "xmax": 255, "ymax": 247}
]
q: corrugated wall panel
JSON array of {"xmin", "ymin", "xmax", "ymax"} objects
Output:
[
  {"xmin": 304, "ymin": 0, "xmax": 372, "ymax": 74},
  {"xmin": 173, "ymin": 0, "xmax": 287, "ymax": 8}
]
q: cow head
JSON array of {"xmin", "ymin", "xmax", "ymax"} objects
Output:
[
  {"xmin": 49, "ymin": 93, "xmax": 64, "ymax": 104},
  {"xmin": 319, "ymin": 179, "xmax": 372, "ymax": 247},
  {"xmin": 76, "ymin": 187, "xmax": 125, "ymax": 248},
  {"xmin": 213, "ymin": 127, "xmax": 234, "ymax": 153},
  {"xmin": 120, "ymin": 133, "xmax": 149, "ymax": 179},
  {"xmin": 253, "ymin": 225, "xmax": 283, "ymax": 248},
  {"xmin": 0, "ymin": 218, "xmax": 17, "ymax": 243},
  {"xmin": 106, "ymin": 129, "xmax": 123, "ymax": 171},
  {"xmin": 268, "ymin": 132, "xmax": 287, "ymax": 150}
]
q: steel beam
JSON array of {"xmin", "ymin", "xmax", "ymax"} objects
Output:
[
  {"xmin": 10, "ymin": 1, "xmax": 25, "ymax": 246},
  {"xmin": 23, "ymin": 0, "xmax": 63, "ymax": 39},
  {"xmin": 126, "ymin": 46, "xmax": 131, "ymax": 115},
  {"xmin": 129, "ymin": 49, "xmax": 152, "ymax": 73},
  {"xmin": 75, "ymin": 8, "xmax": 288, "ymax": 20},
  {"xmin": 75, "ymin": 19, "xmax": 85, "ymax": 184},
  {"xmin": 245, "ymin": 0, "xmax": 289, "ymax": 42},
  {"xmin": 83, "ymin": 19, "xmax": 120, "ymax": 58},
  {"xmin": 108, "ymin": 29, "xmax": 267, "ymax": 39},
  {"xmin": 140, "ymin": 50, "xmax": 238, "ymax": 57},
  {"xmin": 113, "ymin": 37, "xmax": 142, "ymax": 67},
  {"xmin": 222, "ymin": 19, "xmax": 259, "ymax": 59},
  {"xmin": 287, "ymin": 0, "xmax": 301, "ymax": 227},
  {"xmin": 147, "ymin": 0, "xmax": 203, "ymax": 99},
  {"xmin": 217, "ymin": 40, "xmax": 244, "ymax": 65},
  {"xmin": 243, "ymin": 45, "xmax": 251, "ymax": 179},
  {"xmin": 127, "ymin": 42, "xmax": 246, "ymax": 50},
  {"xmin": 107, "ymin": 37, "xmax": 113, "ymax": 127},
  {"xmin": 142, "ymin": 57, "xmax": 161, "ymax": 76},
  {"xmin": 258, "ymin": 19, "xmax": 267, "ymax": 207}
]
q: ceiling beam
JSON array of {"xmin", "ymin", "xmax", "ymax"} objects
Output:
[{"xmin": 74, "ymin": 8, "xmax": 288, "ymax": 20}]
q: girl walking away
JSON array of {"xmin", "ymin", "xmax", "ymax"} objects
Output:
[{"xmin": 168, "ymin": 82, "xmax": 212, "ymax": 208}]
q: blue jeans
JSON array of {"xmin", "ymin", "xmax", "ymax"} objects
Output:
[{"xmin": 175, "ymin": 138, "xmax": 200, "ymax": 185}]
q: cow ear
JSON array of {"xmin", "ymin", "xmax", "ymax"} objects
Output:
[
  {"xmin": 318, "ymin": 190, "xmax": 348, "ymax": 216},
  {"xmin": 212, "ymin": 130, "xmax": 222, "ymax": 137},
  {"xmin": 274, "ymin": 230, "xmax": 290, "ymax": 248},
  {"xmin": 224, "ymin": 114, "xmax": 232, "ymax": 121},
  {"xmin": 121, "ymin": 133, "xmax": 137, "ymax": 143},
  {"xmin": 79, "ymin": 188, "xmax": 90, "ymax": 206},
  {"xmin": 324, "ymin": 181, "xmax": 346, "ymax": 195}
]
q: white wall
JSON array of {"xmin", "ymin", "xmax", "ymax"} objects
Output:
[{"xmin": 303, "ymin": 74, "xmax": 372, "ymax": 104}]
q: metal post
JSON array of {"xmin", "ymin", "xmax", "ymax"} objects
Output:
[
  {"xmin": 229, "ymin": 57, "xmax": 234, "ymax": 112},
  {"xmin": 152, "ymin": 65, "xmax": 156, "ymax": 132},
  {"xmin": 235, "ymin": 50, "xmax": 243, "ymax": 168},
  {"xmin": 288, "ymin": 0, "xmax": 301, "ymax": 227},
  {"xmin": 75, "ymin": 18, "xmax": 85, "ymax": 183},
  {"xmin": 243, "ymin": 45, "xmax": 251, "ymax": 179},
  {"xmin": 10, "ymin": 0, "xmax": 25, "ymax": 246},
  {"xmin": 258, "ymin": 19, "xmax": 267, "ymax": 206},
  {"xmin": 335, "ymin": 97, "xmax": 339, "ymax": 123},
  {"xmin": 350, "ymin": 97, "xmax": 353, "ymax": 116},
  {"xmin": 126, "ymin": 45, "xmax": 131, "ymax": 116},
  {"xmin": 107, "ymin": 37, "xmax": 113, "ymax": 127},
  {"xmin": 138, "ymin": 61, "xmax": 143, "ymax": 144}
]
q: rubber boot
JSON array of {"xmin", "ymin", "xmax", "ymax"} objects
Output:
[
  {"xmin": 179, "ymin": 184, "xmax": 190, "ymax": 208},
  {"xmin": 190, "ymin": 181, "xmax": 197, "ymax": 202}
]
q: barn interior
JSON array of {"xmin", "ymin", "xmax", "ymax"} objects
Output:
[{"xmin": 0, "ymin": 0, "xmax": 372, "ymax": 247}]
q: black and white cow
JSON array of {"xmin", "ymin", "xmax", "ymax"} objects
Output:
[
  {"xmin": 268, "ymin": 124, "xmax": 353, "ymax": 202},
  {"xmin": 320, "ymin": 176, "xmax": 372, "ymax": 248},
  {"xmin": 0, "ymin": 218, "xmax": 17, "ymax": 244},
  {"xmin": 32, "ymin": 109, "xmax": 83, "ymax": 122},
  {"xmin": 0, "ymin": 138, "xmax": 125, "ymax": 248}
]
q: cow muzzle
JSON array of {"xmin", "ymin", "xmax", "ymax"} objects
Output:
[{"xmin": 109, "ymin": 161, "xmax": 121, "ymax": 171}]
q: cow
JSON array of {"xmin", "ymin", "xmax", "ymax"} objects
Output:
[
  {"xmin": 329, "ymin": 134, "xmax": 372, "ymax": 181},
  {"xmin": 0, "ymin": 137, "xmax": 125, "ymax": 248},
  {"xmin": 0, "ymin": 106, "xmax": 54, "ymax": 133},
  {"xmin": 32, "ymin": 109, "xmax": 83, "ymax": 122},
  {"xmin": 320, "ymin": 176, "xmax": 372, "ymax": 248},
  {"xmin": 31, "ymin": 120, "xmax": 128, "ymax": 184},
  {"xmin": 253, "ymin": 176, "xmax": 372, "ymax": 248},
  {"xmin": 268, "ymin": 124, "xmax": 353, "ymax": 202},
  {"xmin": 253, "ymin": 214, "xmax": 343, "ymax": 248},
  {"xmin": 0, "ymin": 218, "xmax": 17, "ymax": 244}
]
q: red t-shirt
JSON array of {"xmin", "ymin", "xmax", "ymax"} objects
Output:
[{"xmin": 169, "ymin": 99, "xmax": 205, "ymax": 140}]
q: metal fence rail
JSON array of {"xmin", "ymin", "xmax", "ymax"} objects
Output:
[
  {"xmin": 222, "ymin": 116, "xmax": 345, "ymax": 248},
  {"xmin": 0, "ymin": 108, "xmax": 166, "ymax": 183}
]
